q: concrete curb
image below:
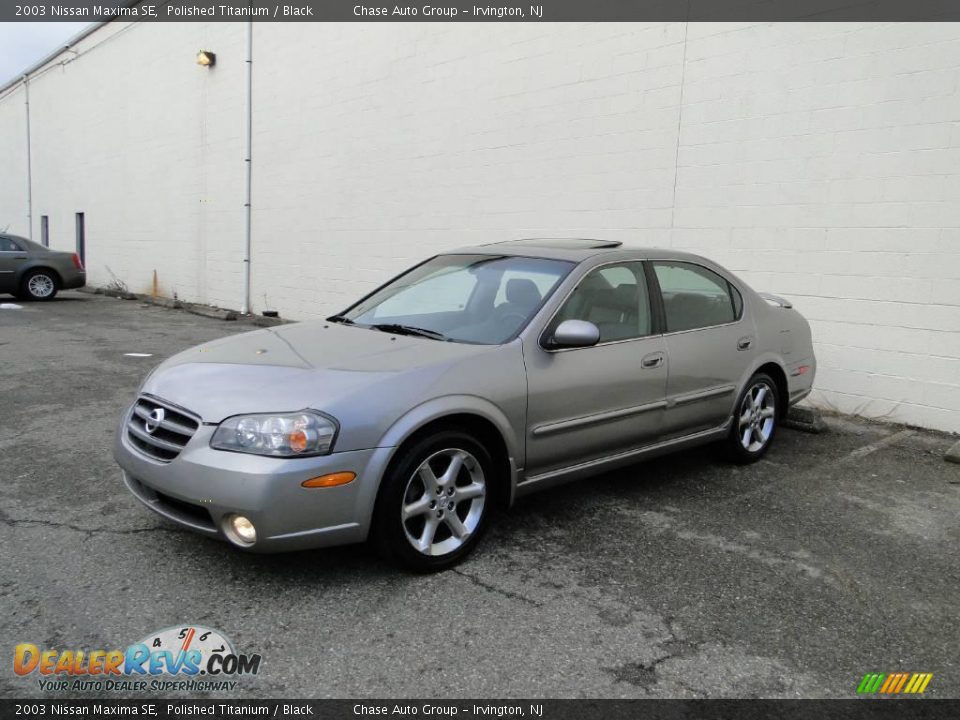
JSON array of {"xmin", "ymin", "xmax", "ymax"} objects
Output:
[
  {"xmin": 79, "ymin": 285, "xmax": 287, "ymax": 326},
  {"xmin": 783, "ymin": 405, "xmax": 829, "ymax": 434},
  {"xmin": 946, "ymin": 440, "xmax": 960, "ymax": 465},
  {"xmin": 186, "ymin": 305, "xmax": 237, "ymax": 321}
]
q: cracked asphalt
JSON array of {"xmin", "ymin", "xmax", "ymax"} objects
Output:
[{"xmin": 2, "ymin": 292, "xmax": 959, "ymax": 699}]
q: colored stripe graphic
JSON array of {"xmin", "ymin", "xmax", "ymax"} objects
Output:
[
  {"xmin": 857, "ymin": 674, "xmax": 885, "ymax": 693},
  {"xmin": 879, "ymin": 674, "xmax": 895, "ymax": 693},
  {"xmin": 857, "ymin": 672, "xmax": 932, "ymax": 694},
  {"xmin": 904, "ymin": 673, "xmax": 933, "ymax": 694}
]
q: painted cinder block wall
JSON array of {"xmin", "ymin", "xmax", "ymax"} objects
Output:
[{"xmin": 0, "ymin": 22, "xmax": 957, "ymax": 432}]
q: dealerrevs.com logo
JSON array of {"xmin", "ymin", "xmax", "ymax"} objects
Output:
[{"xmin": 14, "ymin": 625, "xmax": 261, "ymax": 693}]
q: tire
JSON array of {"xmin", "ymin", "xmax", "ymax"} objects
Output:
[
  {"xmin": 371, "ymin": 430, "xmax": 494, "ymax": 572},
  {"xmin": 725, "ymin": 372, "xmax": 779, "ymax": 464},
  {"xmin": 20, "ymin": 269, "xmax": 59, "ymax": 301}
]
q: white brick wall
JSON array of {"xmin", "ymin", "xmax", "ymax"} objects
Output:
[
  {"xmin": 0, "ymin": 83, "xmax": 28, "ymax": 238},
  {"xmin": 0, "ymin": 22, "xmax": 957, "ymax": 432},
  {"xmin": 673, "ymin": 23, "xmax": 960, "ymax": 433}
]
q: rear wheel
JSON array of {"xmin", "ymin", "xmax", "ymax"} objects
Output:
[
  {"xmin": 20, "ymin": 269, "xmax": 59, "ymax": 301},
  {"xmin": 372, "ymin": 431, "xmax": 493, "ymax": 572},
  {"xmin": 725, "ymin": 373, "xmax": 779, "ymax": 463}
]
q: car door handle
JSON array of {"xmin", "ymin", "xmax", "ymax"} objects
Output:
[
  {"xmin": 737, "ymin": 337, "xmax": 754, "ymax": 351},
  {"xmin": 642, "ymin": 352, "xmax": 664, "ymax": 369},
  {"xmin": 14, "ymin": 256, "xmax": 27, "ymax": 260}
]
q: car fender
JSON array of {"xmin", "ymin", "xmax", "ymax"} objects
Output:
[
  {"xmin": 736, "ymin": 351, "xmax": 790, "ymax": 412},
  {"xmin": 380, "ymin": 394, "xmax": 521, "ymax": 461},
  {"xmin": 15, "ymin": 260, "xmax": 62, "ymax": 286},
  {"xmin": 373, "ymin": 394, "xmax": 522, "ymax": 504}
]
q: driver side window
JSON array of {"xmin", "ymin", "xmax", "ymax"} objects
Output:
[{"xmin": 555, "ymin": 263, "xmax": 652, "ymax": 343}]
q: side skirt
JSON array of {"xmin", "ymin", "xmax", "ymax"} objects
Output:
[{"xmin": 513, "ymin": 420, "xmax": 731, "ymax": 499}]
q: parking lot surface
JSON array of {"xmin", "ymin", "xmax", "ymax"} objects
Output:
[{"xmin": 1, "ymin": 292, "xmax": 958, "ymax": 699}]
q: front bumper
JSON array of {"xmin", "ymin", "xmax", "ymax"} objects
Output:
[{"xmin": 114, "ymin": 409, "xmax": 396, "ymax": 553}]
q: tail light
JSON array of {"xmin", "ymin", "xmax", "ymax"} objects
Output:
[{"xmin": 71, "ymin": 253, "xmax": 84, "ymax": 270}]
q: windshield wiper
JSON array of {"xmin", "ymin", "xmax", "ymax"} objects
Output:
[
  {"xmin": 369, "ymin": 323, "xmax": 449, "ymax": 341},
  {"xmin": 326, "ymin": 315, "xmax": 355, "ymax": 325}
]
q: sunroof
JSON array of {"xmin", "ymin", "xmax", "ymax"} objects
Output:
[{"xmin": 499, "ymin": 238, "xmax": 623, "ymax": 249}]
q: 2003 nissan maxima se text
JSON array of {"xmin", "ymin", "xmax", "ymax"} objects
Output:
[{"xmin": 114, "ymin": 239, "xmax": 816, "ymax": 571}]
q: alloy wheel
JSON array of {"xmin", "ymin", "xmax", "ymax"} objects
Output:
[
  {"xmin": 28, "ymin": 273, "xmax": 55, "ymax": 298},
  {"xmin": 401, "ymin": 448, "xmax": 486, "ymax": 556},
  {"xmin": 738, "ymin": 382, "xmax": 776, "ymax": 453}
]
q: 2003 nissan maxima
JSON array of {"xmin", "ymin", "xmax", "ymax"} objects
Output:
[{"xmin": 115, "ymin": 239, "xmax": 815, "ymax": 571}]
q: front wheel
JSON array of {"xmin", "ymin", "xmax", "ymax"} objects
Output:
[
  {"xmin": 372, "ymin": 431, "xmax": 493, "ymax": 572},
  {"xmin": 725, "ymin": 373, "xmax": 779, "ymax": 464}
]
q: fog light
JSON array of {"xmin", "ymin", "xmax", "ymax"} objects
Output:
[{"xmin": 225, "ymin": 514, "xmax": 257, "ymax": 546}]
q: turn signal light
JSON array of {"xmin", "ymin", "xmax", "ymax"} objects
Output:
[
  {"xmin": 302, "ymin": 472, "xmax": 356, "ymax": 488},
  {"xmin": 289, "ymin": 429, "xmax": 309, "ymax": 453}
]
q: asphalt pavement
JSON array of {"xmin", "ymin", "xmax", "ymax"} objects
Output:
[{"xmin": 1, "ymin": 292, "xmax": 958, "ymax": 699}]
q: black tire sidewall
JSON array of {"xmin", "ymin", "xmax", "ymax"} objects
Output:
[
  {"xmin": 727, "ymin": 373, "xmax": 779, "ymax": 463},
  {"xmin": 21, "ymin": 270, "xmax": 59, "ymax": 301},
  {"xmin": 373, "ymin": 430, "xmax": 495, "ymax": 572}
]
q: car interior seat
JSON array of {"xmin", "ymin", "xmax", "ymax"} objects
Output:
[{"xmin": 495, "ymin": 278, "xmax": 542, "ymax": 327}]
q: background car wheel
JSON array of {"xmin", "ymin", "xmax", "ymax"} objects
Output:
[
  {"xmin": 725, "ymin": 372, "xmax": 779, "ymax": 464},
  {"xmin": 20, "ymin": 269, "xmax": 59, "ymax": 301},
  {"xmin": 372, "ymin": 430, "xmax": 494, "ymax": 572}
]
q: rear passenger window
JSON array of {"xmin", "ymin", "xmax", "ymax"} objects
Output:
[
  {"xmin": 0, "ymin": 237, "xmax": 22, "ymax": 252},
  {"xmin": 553, "ymin": 262, "xmax": 652, "ymax": 343},
  {"xmin": 654, "ymin": 262, "xmax": 738, "ymax": 332}
]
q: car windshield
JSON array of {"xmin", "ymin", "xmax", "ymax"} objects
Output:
[{"xmin": 336, "ymin": 254, "xmax": 574, "ymax": 344}]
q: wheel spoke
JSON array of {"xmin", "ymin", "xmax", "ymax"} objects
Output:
[
  {"xmin": 760, "ymin": 406, "xmax": 775, "ymax": 419},
  {"xmin": 402, "ymin": 495, "xmax": 432, "ymax": 521},
  {"xmin": 754, "ymin": 387, "xmax": 767, "ymax": 407},
  {"xmin": 457, "ymin": 482, "xmax": 485, "ymax": 501},
  {"xmin": 741, "ymin": 428, "xmax": 752, "ymax": 447},
  {"xmin": 418, "ymin": 464, "xmax": 439, "ymax": 491},
  {"xmin": 444, "ymin": 512, "xmax": 468, "ymax": 539},
  {"xmin": 739, "ymin": 407, "xmax": 752, "ymax": 425},
  {"xmin": 417, "ymin": 518, "xmax": 440, "ymax": 552},
  {"xmin": 757, "ymin": 424, "xmax": 770, "ymax": 442},
  {"xmin": 439, "ymin": 452, "xmax": 464, "ymax": 487}
]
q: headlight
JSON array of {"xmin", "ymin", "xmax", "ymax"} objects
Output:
[{"xmin": 210, "ymin": 411, "xmax": 337, "ymax": 457}]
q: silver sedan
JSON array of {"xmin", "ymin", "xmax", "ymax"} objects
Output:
[{"xmin": 114, "ymin": 239, "xmax": 816, "ymax": 571}]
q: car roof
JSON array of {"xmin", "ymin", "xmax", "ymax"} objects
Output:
[{"xmin": 448, "ymin": 238, "xmax": 714, "ymax": 265}]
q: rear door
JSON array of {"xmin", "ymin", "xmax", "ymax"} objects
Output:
[
  {"xmin": 0, "ymin": 236, "xmax": 28, "ymax": 293},
  {"xmin": 523, "ymin": 261, "xmax": 668, "ymax": 478},
  {"xmin": 650, "ymin": 261, "xmax": 756, "ymax": 437}
]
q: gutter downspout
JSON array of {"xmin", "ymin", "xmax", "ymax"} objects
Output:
[
  {"xmin": 24, "ymin": 74, "xmax": 33, "ymax": 241},
  {"xmin": 241, "ymin": 20, "xmax": 253, "ymax": 315}
]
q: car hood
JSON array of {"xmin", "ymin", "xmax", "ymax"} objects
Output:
[{"xmin": 140, "ymin": 321, "xmax": 490, "ymax": 423}]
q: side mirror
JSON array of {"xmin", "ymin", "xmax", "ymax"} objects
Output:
[{"xmin": 549, "ymin": 319, "xmax": 600, "ymax": 349}]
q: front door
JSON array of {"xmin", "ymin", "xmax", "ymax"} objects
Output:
[
  {"xmin": 0, "ymin": 236, "xmax": 27, "ymax": 294},
  {"xmin": 523, "ymin": 262, "xmax": 668, "ymax": 478}
]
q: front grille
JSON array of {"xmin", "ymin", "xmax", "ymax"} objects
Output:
[{"xmin": 127, "ymin": 396, "xmax": 199, "ymax": 462}]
